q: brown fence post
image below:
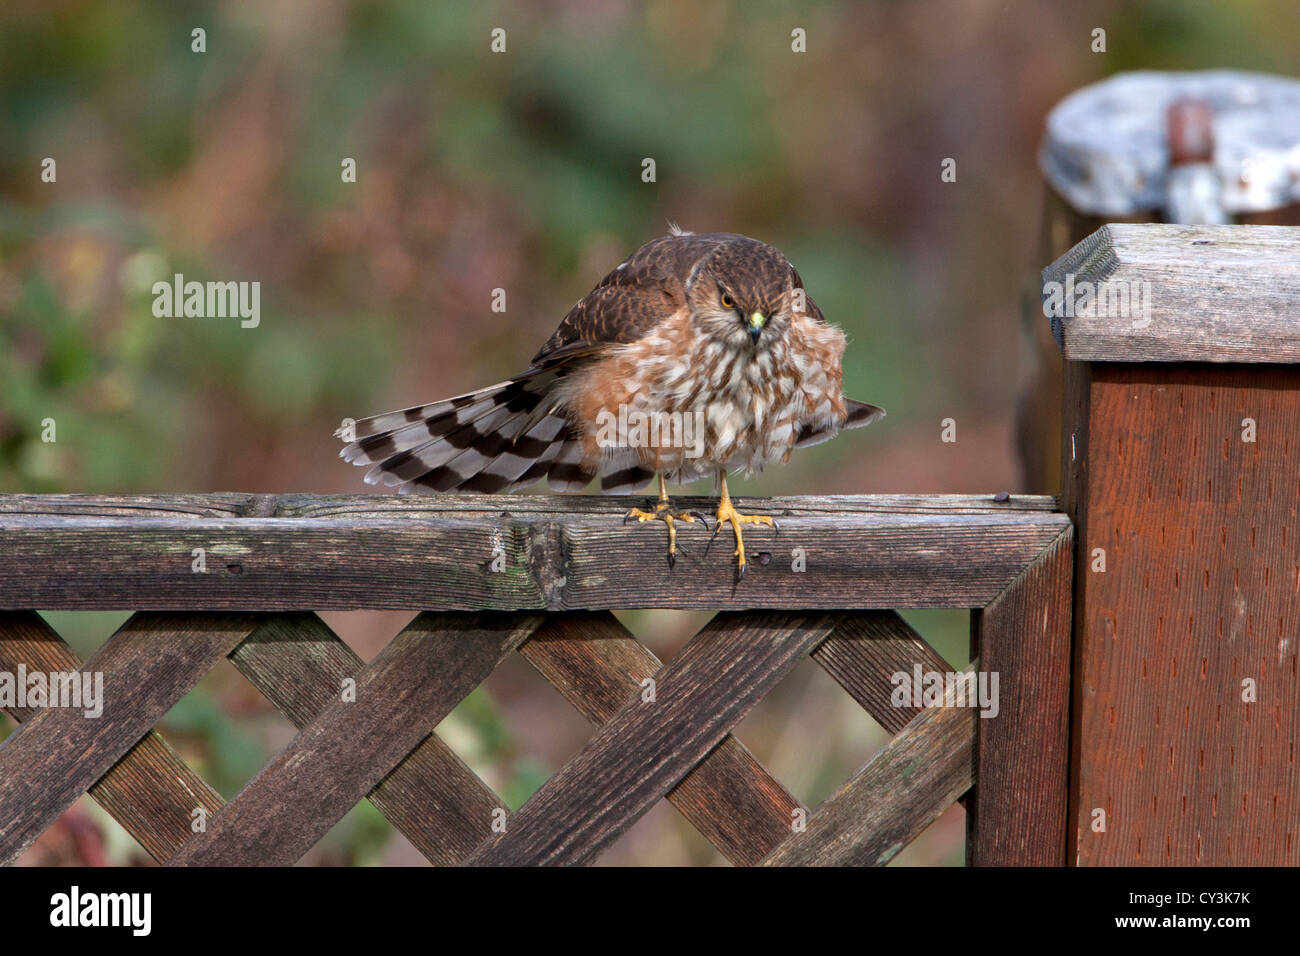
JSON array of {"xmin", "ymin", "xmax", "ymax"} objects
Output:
[{"xmin": 1047, "ymin": 223, "xmax": 1300, "ymax": 865}]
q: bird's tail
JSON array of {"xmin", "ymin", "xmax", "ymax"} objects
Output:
[{"xmin": 336, "ymin": 369, "xmax": 592, "ymax": 494}]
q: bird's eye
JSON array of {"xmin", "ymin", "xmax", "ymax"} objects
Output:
[{"xmin": 721, "ymin": 292, "xmax": 735, "ymax": 309}]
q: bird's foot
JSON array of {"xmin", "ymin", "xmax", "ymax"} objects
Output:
[
  {"xmin": 711, "ymin": 498, "xmax": 779, "ymax": 580},
  {"xmin": 624, "ymin": 499, "xmax": 702, "ymax": 568}
]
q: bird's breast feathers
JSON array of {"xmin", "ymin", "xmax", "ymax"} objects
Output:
[{"xmin": 560, "ymin": 309, "xmax": 849, "ymax": 477}]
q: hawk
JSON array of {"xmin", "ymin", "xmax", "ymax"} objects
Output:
[{"xmin": 337, "ymin": 228, "xmax": 884, "ymax": 576}]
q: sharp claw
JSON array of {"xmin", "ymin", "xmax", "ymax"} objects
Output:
[
  {"xmin": 771, "ymin": 518, "xmax": 781, "ymax": 535},
  {"xmin": 690, "ymin": 511, "xmax": 709, "ymax": 526},
  {"xmin": 736, "ymin": 560, "xmax": 747, "ymax": 582},
  {"xmin": 667, "ymin": 551, "xmax": 676, "ymax": 569},
  {"xmin": 623, "ymin": 510, "xmax": 636, "ymax": 524}
]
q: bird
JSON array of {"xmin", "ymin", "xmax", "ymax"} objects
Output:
[{"xmin": 336, "ymin": 227, "xmax": 884, "ymax": 577}]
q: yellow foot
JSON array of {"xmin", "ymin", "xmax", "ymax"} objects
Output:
[
  {"xmin": 712, "ymin": 497, "xmax": 779, "ymax": 580},
  {"xmin": 624, "ymin": 500, "xmax": 701, "ymax": 568}
]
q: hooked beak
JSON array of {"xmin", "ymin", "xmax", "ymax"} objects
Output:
[{"xmin": 748, "ymin": 312, "xmax": 766, "ymax": 344}]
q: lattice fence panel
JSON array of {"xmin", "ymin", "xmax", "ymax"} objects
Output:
[{"xmin": 0, "ymin": 607, "xmax": 980, "ymax": 866}]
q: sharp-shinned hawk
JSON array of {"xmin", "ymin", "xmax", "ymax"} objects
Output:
[{"xmin": 338, "ymin": 228, "xmax": 884, "ymax": 576}]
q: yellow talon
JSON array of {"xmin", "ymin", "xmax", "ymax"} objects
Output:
[
  {"xmin": 713, "ymin": 470, "xmax": 775, "ymax": 579},
  {"xmin": 625, "ymin": 475, "xmax": 697, "ymax": 567}
]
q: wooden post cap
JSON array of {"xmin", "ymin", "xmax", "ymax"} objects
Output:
[{"xmin": 1042, "ymin": 223, "xmax": 1300, "ymax": 363}]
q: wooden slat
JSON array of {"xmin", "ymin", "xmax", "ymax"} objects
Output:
[
  {"xmin": 228, "ymin": 612, "xmax": 503, "ymax": 865},
  {"xmin": 811, "ymin": 610, "xmax": 954, "ymax": 735},
  {"xmin": 760, "ymin": 669, "xmax": 978, "ymax": 867},
  {"xmin": 167, "ymin": 612, "xmax": 541, "ymax": 866},
  {"xmin": 969, "ymin": 528, "xmax": 1073, "ymax": 866},
  {"xmin": 467, "ymin": 610, "xmax": 841, "ymax": 866},
  {"xmin": 0, "ymin": 494, "xmax": 1068, "ymax": 611},
  {"xmin": 520, "ymin": 612, "xmax": 804, "ymax": 866},
  {"xmin": 1042, "ymin": 223, "xmax": 1300, "ymax": 362},
  {"xmin": 0, "ymin": 612, "xmax": 260, "ymax": 865},
  {"xmin": 0, "ymin": 611, "xmax": 225, "ymax": 862}
]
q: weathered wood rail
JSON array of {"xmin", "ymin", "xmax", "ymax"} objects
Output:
[
  {"xmin": 0, "ymin": 493, "xmax": 1068, "ymax": 610},
  {"xmin": 0, "ymin": 493, "xmax": 1073, "ymax": 866}
]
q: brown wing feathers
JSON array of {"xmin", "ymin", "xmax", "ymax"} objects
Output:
[
  {"xmin": 338, "ymin": 237, "xmax": 704, "ymax": 496},
  {"xmin": 529, "ymin": 232, "xmax": 720, "ymax": 365}
]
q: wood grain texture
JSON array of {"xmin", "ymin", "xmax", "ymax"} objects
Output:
[
  {"xmin": 969, "ymin": 527, "xmax": 1073, "ymax": 866},
  {"xmin": 228, "ymin": 612, "xmax": 503, "ymax": 865},
  {"xmin": 1043, "ymin": 223, "xmax": 1300, "ymax": 362},
  {"xmin": 1068, "ymin": 364, "xmax": 1300, "ymax": 864},
  {"xmin": 167, "ymin": 612, "xmax": 540, "ymax": 866},
  {"xmin": 0, "ymin": 611, "xmax": 225, "ymax": 862},
  {"xmin": 0, "ymin": 612, "xmax": 260, "ymax": 865},
  {"xmin": 0, "ymin": 493, "xmax": 1066, "ymax": 611},
  {"xmin": 760, "ymin": 668, "xmax": 978, "ymax": 867},
  {"xmin": 467, "ymin": 610, "xmax": 843, "ymax": 866},
  {"xmin": 520, "ymin": 612, "xmax": 804, "ymax": 865},
  {"xmin": 811, "ymin": 610, "xmax": 953, "ymax": 735}
]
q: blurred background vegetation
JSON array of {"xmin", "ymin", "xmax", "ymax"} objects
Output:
[{"xmin": 2, "ymin": 0, "xmax": 1297, "ymax": 865}]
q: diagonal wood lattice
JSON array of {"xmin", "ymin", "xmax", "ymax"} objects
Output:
[
  {"xmin": 0, "ymin": 493, "xmax": 1074, "ymax": 866},
  {"xmin": 0, "ymin": 608, "xmax": 1025, "ymax": 866}
]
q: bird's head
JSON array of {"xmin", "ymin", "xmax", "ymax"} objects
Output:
[{"xmin": 685, "ymin": 237, "xmax": 806, "ymax": 352}]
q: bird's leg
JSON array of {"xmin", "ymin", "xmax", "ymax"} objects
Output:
[
  {"xmin": 711, "ymin": 470, "xmax": 777, "ymax": 579},
  {"xmin": 624, "ymin": 473, "xmax": 699, "ymax": 568}
]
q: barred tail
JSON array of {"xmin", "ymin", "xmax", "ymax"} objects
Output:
[{"xmin": 337, "ymin": 370, "xmax": 584, "ymax": 494}]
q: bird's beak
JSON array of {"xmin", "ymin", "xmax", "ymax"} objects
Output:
[{"xmin": 748, "ymin": 312, "xmax": 766, "ymax": 344}]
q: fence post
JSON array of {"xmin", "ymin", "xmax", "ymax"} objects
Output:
[{"xmin": 1047, "ymin": 223, "xmax": 1300, "ymax": 865}]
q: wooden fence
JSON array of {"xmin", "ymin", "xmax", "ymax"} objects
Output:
[
  {"xmin": 1, "ymin": 222, "xmax": 1294, "ymax": 866},
  {"xmin": 0, "ymin": 493, "xmax": 1073, "ymax": 866}
]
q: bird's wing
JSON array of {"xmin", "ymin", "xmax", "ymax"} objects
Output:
[
  {"xmin": 791, "ymin": 266, "xmax": 828, "ymax": 323},
  {"xmin": 844, "ymin": 399, "xmax": 886, "ymax": 427},
  {"xmin": 794, "ymin": 399, "xmax": 885, "ymax": 448},
  {"xmin": 530, "ymin": 233, "xmax": 731, "ymax": 367}
]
